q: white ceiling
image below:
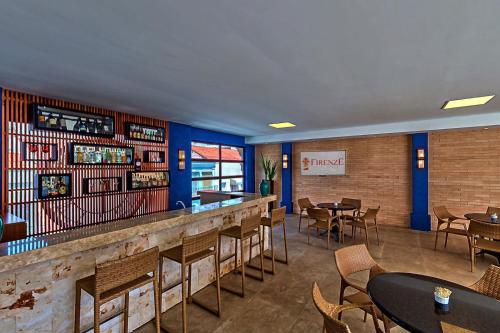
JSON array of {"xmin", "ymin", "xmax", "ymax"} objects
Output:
[{"xmin": 1, "ymin": 1, "xmax": 500, "ymax": 143}]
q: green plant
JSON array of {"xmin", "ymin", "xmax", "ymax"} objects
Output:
[{"xmin": 260, "ymin": 153, "xmax": 278, "ymax": 181}]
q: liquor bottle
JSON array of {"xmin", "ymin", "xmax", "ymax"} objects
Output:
[
  {"xmin": 96, "ymin": 120, "xmax": 104, "ymax": 134},
  {"xmin": 121, "ymin": 149, "xmax": 126, "ymax": 164},
  {"xmin": 48, "ymin": 113, "xmax": 57, "ymax": 128},
  {"xmin": 59, "ymin": 114, "xmax": 67, "ymax": 130},
  {"xmin": 76, "ymin": 146, "xmax": 83, "ymax": 163},
  {"xmin": 95, "ymin": 149, "xmax": 102, "ymax": 164},
  {"xmin": 102, "ymin": 148, "xmax": 108, "ymax": 163},
  {"xmin": 89, "ymin": 149, "xmax": 95, "ymax": 164},
  {"xmin": 73, "ymin": 118, "xmax": 82, "ymax": 131},
  {"xmin": 88, "ymin": 120, "xmax": 96, "ymax": 133},
  {"xmin": 111, "ymin": 148, "xmax": 116, "ymax": 164},
  {"xmin": 38, "ymin": 112, "xmax": 47, "ymax": 127}
]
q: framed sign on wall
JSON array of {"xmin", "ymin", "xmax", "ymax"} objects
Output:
[{"xmin": 300, "ymin": 151, "xmax": 346, "ymax": 176}]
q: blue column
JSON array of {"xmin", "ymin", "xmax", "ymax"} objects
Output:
[
  {"xmin": 168, "ymin": 122, "xmax": 193, "ymax": 209},
  {"xmin": 410, "ymin": 133, "xmax": 431, "ymax": 231},
  {"xmin": 281, "ymin": 143, "xmax": 293, "ymax": 213},
  {"xmin": 244, "ymin": 144, "xmax": 255, "ymax": 193},
  {"xmin": 0, "ymin": 87, "xmax": 2, "ymax": 214}
]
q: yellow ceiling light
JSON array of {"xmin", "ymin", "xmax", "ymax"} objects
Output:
[
  {"xmin": 442, "ymin": 95, "xmax": 494, "ymax": 109},
  {"xmin": 268, "ymin": 122, "xmax": 296, "ymax": 128}
]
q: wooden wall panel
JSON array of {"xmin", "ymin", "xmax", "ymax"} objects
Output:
[
  {"xmin": 255, "ymin": 144, "xmax": 282, "ymax": 207},
  {"xmin": 1, "ymin": 89, "xmax": 169, "ymax": 236}
]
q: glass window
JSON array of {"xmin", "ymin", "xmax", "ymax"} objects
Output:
[
  {"xmin": 221, "ymin": 146, "xmax": 244, "ymax": 161},
  {"xmin": 191, "ymin": 142, "xmax": 245, "ymax": 198}
]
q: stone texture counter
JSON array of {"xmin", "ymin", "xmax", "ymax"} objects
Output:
[{"xmin": 0, "ymin": 194, "xmax": 276, "ymax": 333}]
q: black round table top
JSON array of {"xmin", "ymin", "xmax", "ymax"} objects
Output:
[
  {"xmin": 317, "ymin": 203, "xmax": 355, "ymax": 211},
  {"xmin": 465, "ymin": 213, "xmax": 500, "ymax": 224},
  {"xmin": 367, "ymin": 272, "xmax": 500, "ymax": 333}
]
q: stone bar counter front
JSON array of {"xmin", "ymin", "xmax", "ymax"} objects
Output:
[{"xmin": 0, "ymin": 193, "xmax": 276, "ymax": 333}]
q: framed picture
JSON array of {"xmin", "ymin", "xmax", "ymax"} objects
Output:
[
  {"xmin": 37, "ymin": 173, "xmax": 72, "ymax": 199},
  {"xmin": 32, "ymin": 104, "xmax": 115, "ymax": 138},
  {"xmin": 143, "ymin": 151, "xmax": 165, "ymax": 163},
  {"xmin": 23, "ymin": 142, "xmax": 58, "ymax": 161},
  {"xmin": 69, "ymin": 143, "xmax": 134, "ymax": 165},
  {"xmin": 83, "ymin": 177, "xmax": 122, "ymax": 195},
  {"xmin": 125, "ymin": 122, "xmax": 165, "ymax": 143},
  {"xmin": 127, "ymin": 171, "xmax": 170, "ymax": 190}
]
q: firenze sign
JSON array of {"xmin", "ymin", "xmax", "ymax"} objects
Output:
[{"xmin": 300, "ymin": 151, "xmax": 346, "ymax": 176}]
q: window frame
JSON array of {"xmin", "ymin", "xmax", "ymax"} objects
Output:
[{"xmin": 191, "ymin": 141, "xmax": 245, "ymax": 198}]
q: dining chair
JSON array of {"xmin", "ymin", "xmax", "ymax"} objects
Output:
[
  {"xmin": 344, "ymin": 207, "xmax": 381, "ymax": 247},
  {"xmin": 307, "ymin": 207, "xmax": 340, "ymax": 249},
  {"xmin": 486, "ymin": 206, "xmax": 500, "ymax": 216},
  {"xmin": 298, "ymin": 198, "xmax": 315, "ymax": 232},
  {"xmin": 311, "ymin": 282, "xmax": 382, "ymax": 333},
  {"xmin": 334, "ymin": 244, "xmax": 394, "ymax": 333},
  {"xmin": 339, "ymin": 198, "xmax": 362, "ymax": 221},
  {"xmin": 469, "ymin": 265, "xmax": 500, "ymax": 300},
  {"xmin": 433, "ymin": 206, "xmax": 470, "ymax": 251},
  {"xmin": 468, "ymin": 220, "xmax": 500, "ymax": 272}
]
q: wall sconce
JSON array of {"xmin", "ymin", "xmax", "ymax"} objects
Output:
[
  {"xmin": 178, "ymin": 149, "xmax": 186, "ymax": 170},
  {"xmin": 282, "ymin": 153, "xmax": 289, "ymax": 169},
  {"xmin": 416, "ymin": 148, "xmax": 425, "ymax": 169}
]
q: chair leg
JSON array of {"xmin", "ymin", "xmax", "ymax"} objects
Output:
[
  {"xmin": 364, "ymin": 228, "xmax": 369, "ymax": 248},
  {"xmin": 434, "ymin": 229, "xmax": 439, "ymax": 250},
  {"xmin": 327, "ymin": 228, "xmax": 330, "ymax": 250},
  {"xmin": 240, "ymin": 238, "xmax": 246, "ymax": 297},
  {"xmin": 363, "ymin": 311, "xmax": 367, "ymax": 322},
  {"xmin": 471, "ymin": 244, "xmax": 475, "ymax": 273},
  {"xmin": 158, "ymin": 257, "xmax": 163, "ymax": 313},
  {"xmin": 187, "ymin": 264, "xmax": 192, "ymax": 304},
  {"xmin": 74, "ymin": 285, "xmax": 81, "ymax": 333},
  {"xmin": 214, "ymin": 251, "xmax": 222, "ymax": 317},
  {"xmin": 338, "ymin": 281, "xmax": 346, "ymax": 320},
  {"xmin": 94, "ymin": 299, "xmax": 100, "ymax": 333},
  {"xmin": 307, "ymin": 224, "xmax": 310, "ymax": 245},
  {"xmin": 153, "ymin": 274, "xmax": 161, "ymax": 333},
  {"xmin": 444, "ymin": 232, "xmax": 449, "ymax": 248},
  {"xmin": 124, "ymin": 292, "xmax": 129, "ymax": 333},
  {"xmin": 270, "ymin": 226, "xmax": 276, "ymax": 274},
  {"xmin": 258, "ymin": 227, "xmax": 265, "ymax": 280},
  {"xmin": 299, "ymin": 212, "xmax": 302, "ymax": 232},
  {"xmin": 218, "ymin": 235, "xmax": 222, "ymax": 275},
  {"xmin": 181, "ymin": 263, "xmax": 188, "ymax": 333},
  {"xmin": 283, "ymin": 222, "xmax": 289, "ymax": 264},
  {"xmin": 234, "ymin": 238, "xmax": 238, "ymax": 273},
  {"xmin": 375, "ymin": 226, "xmax": 380, "ymax": 246},
  {"xmin": 249, "ymin": 233, "xmax": 253, "ymax": 261}
]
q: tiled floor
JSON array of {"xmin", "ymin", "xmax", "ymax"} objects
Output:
[{"xmin": 136, "ymin": 215, "xmax": 496, "ymax": 333}]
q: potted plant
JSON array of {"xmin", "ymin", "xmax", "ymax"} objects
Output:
[{"xmin": 260, "ymin": 153, "xmax": 277, "ymax": 196}]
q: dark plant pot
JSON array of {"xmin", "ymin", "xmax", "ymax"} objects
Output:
[
  {"xmin": 268, "ymin": 180, "xmax": 275, "ymax": 195},
  {"xmin": 259, "ymin": 179, "xmax": 270, "ymax": 196},
  {"xmin": 0, "ymin": 215, "xmax": 3, "ymax": 242}
]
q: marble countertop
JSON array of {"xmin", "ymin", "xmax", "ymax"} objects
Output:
[{"xmin": 0, "ymin": 193, "xmax": 276, "ymax": 273}]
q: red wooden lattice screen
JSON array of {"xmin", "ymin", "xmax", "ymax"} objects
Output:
[{"xmin": 1, "ymin": 88, "xmax": 169, "ymax": 236}]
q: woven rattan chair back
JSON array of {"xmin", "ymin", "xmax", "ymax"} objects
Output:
[
  {"xmin": 312, "ymin": 282, "xmax": 351, "ymax": 333},
  {"xmin": 182, "ymin": 227, "xmax": 218, "ymax": 258},
  {"xmin": 307, "ymin": 207, "xmax": 331, "ymax": 222},
  {"xmin": 468, "ymin": 220, "xmax": 500, "ymax": 240},
  {"xmin": 341, "ymin": 198, "xmax": 361, "ymax": 210},
  {"xmin": 470, "ymin": 265, "xmax": 500, "ymax": 300},
  {"xmin": 298, "ymin": 198, "xmax": 315, "ymax": 210},
  {"xmin": 486, "ymin": 206, "xmax": 500, "ymax": 216},
  {"xmin": 334, "ymin": 244, "xmax": 377, "ymax": 278},
  {"xmin": 433, "ymin": 206, "xmax": 454, "ymax": 221},
  {"xmin": 95, "ymin": 246, "xmax": 159, "ymax": 295},
  {"xmin": 362, "ymin": 207, "xmax": 380, "ymax": 221},
  {"xmin": 271, "ymin": 207, "xmax": 286, "ymax": 224},
  {"xmin": 241, "ymin": 213, "xmax": 262, "ymax": 235}
]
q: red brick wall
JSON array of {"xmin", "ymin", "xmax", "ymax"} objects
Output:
[{"xmin": 429, "ymin": 127, "xmax": 500, "ymax": 229}]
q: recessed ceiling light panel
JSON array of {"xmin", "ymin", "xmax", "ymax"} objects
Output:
[
  {"xmin": 442, "ymin": 95, "xmax": 494, "ymax": 109},
  {"xmin": 268, "ymin": 122, "xmax": 296, "ymax": 128}
]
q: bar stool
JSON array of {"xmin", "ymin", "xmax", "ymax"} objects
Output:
[
  {"xmin": 259, "ymin": 207, "xmax": 288, "ymax": 274},
  {"xmin": 158, "ymin": 228, "xmax": 221, "ymax": 333},
  {"xmin": 218, "ymin": 213, "xmax": 265, "ymax": 297},
  {"xmin": 74, "ymin": 247, "xmax": 161, "ymax": 333}
]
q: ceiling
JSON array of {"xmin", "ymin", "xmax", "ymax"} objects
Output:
[{"xmin": 1, "ymin": 1, "xmax": 500, "ymax": 143}]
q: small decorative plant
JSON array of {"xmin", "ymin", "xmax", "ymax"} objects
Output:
[{"xmin": 260, "ymin": 153, "xmax": 277, "ymax": 181}]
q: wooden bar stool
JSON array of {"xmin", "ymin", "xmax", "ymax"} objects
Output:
[
  {"xmin": 256, "ymin": 207, "xmax": 288, "ymax": 274},
  {"xmin": 218, "ymin": 213, "xmax": 265, "ymax": 297},
  {"xmin": 159, "ymin": 228, "xmax": 221, "ymax": 333},
  {"xmin": 74, "ymin": 247, "xmax": 161, "ymax": 333}
]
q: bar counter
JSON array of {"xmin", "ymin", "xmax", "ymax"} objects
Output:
[{"xmin": 0, "ymin": 193, "xmax": 276, "ymax": 333}]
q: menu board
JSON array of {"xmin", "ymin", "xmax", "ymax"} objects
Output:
[
  {"xmin": 38, "ymin": 174, "xmax": 72, "ymax": 199},
  {"xmin": 69, "ymin": 143, "xmax": 134, "ymax": 165},
  {"xmin": 125, "ymin": 122, "xmax": 165, "ymax": 143},
  {"xmin": 127, "ymin": 171, "xmax": 169, "ymax": 190}
]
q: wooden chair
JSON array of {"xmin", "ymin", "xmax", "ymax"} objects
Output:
[
  {"xmin": 334, "ymin": 244, "xmax": 394, "ymax": 333},
  {"xmin": 339, "ymin": 198, "xmax": 362, "ymax": 221},
  {"xmin": 469, "ymin": 265, "xmax": 500, "ymax": 300},
  {"xmin": 344, "ymin": 207, "xmax": 381, "ymax": 247},
  {"xmin": 486, "ymin": 206, "xmax": 500, "ymax": 216},
  {"xmin": 307, "ymin": 207, "xmax": 340, "ymax": 249},
  {"xmin": 74, "ymin": 247, "xmax": 161, "ymax": 333},
  {"xmin": 259, "ymin": 207, "xmax": 288, "ymax": 274},
  {"xmin": 298, "ymin": 198, "xmax": 315, "ymax": 232},
  {"xmin": 219, "ymin": 213, "xmax": 265, "ymax": 297},
  {"xmin": 468, "ymin": 220, "xmax": 500, "ymax": 272},
  {"xmin": 159, "ymin": 228, "xmax": 221, "ymax": 333},
  {"xmin": 312, "ymin": 282, "xmax": 382, "ymax": 333},
  {"xmin": 433, "ymin": 206, "xmax": 469, "ymax": 250}
]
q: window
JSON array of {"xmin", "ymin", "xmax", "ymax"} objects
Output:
[{"xmin": 191, "ymin": 142, "xmax": 245, "ymax": 198}]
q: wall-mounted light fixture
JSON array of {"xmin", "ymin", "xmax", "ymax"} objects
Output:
[
  {"xmin": 282, "ymin": 153, "xmax": 289, "ymax": 169},
  {"xmin": 178, "ymin": 149, "xmax": 186, "ymax": 170},
  {"xmin": 416, "ymin": 148, "xmax": 425, "ymax": 169}
]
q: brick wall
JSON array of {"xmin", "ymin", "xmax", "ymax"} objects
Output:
[
  {"xmin": 429, "ymin": 127, "xmax": 500, "ymax": 229},
  {"xmin": 255, "ymin": 144, "xmax": 282, "ymax": 207}
]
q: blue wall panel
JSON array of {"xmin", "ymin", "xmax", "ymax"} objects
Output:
[
  {"xmin": 281, "ymin": 143, "xmax": 293, "ymax": 213},
  {"xmin": 410, "ymin": 133, "xmax": 431, "ymax": 231},
  {"xmin": 168, "ymin": 122, "xmax": 255, "ymax": 210}
]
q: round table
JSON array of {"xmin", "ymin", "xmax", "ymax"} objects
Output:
[
  {"xmin": 317, "ymin": 203, "xmax": 355, "ymax": 216},
  {"xmin": 464, "ymin": 213, "xmax": 499, "ymax": 224},
  {"xmin": 367, "ymin": 272, "xmax": 500, "ymax": 333}
]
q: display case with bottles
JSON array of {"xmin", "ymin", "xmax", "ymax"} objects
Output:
[
  {"xmin": 127, "ymin": 171, "xmax": 170, "ymax": 190},
  {"xmin": 32, "ymin": 104, "xmax": 115, "ymax": 137},
  {"xmin": 83, "ymin": 177, "xmax": 122, "ymax": 195},
  {"xmin": 125, "ymin": 122, "xmax": 165, "ymax": 143},
  {"xmin": 69, "ymin": 143, "xmax": 134, "ymax": 165}
]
